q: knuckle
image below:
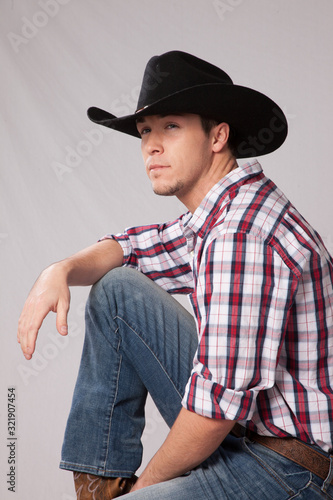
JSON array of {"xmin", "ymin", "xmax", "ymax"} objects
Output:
[
  {"xmin": 28, "ymin": 322, "xmax": 39, "ymax": 334},
  {"xmin": 59, "ymin": 299, "xmax": 70, "ymax": 312}
]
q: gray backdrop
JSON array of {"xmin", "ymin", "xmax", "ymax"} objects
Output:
[{"xmin": 1, "ymin": 1, "xmax": 332, "ymax": 499}]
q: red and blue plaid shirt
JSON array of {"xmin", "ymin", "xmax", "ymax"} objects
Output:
[{"xmin": 103, "ymin": 160, "xmax": 333, "ymax": 452}]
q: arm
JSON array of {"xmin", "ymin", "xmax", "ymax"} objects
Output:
[
  {"xmin": 132, "ymin": 407, "xmax": 235, "ymax": 491},
  {"xmin": 17, "ymin": 239, "xmax": 123, "ymax": 360},
  {"xmin": 108, "ymin": 217, "xmax": 193, "ymax": 294}
]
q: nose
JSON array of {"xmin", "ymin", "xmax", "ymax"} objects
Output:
[{"xmin": 143, "ymin": 131, "xmax": 164, "ymax": 156}]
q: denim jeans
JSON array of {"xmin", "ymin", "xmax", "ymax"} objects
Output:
[{"xmin": 60, "ymin": 267, "xmax": 333, "ymax": 499}]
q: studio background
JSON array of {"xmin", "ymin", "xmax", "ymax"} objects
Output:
[{"xmin": 1, "ymin": 1, "xmax": 332, "ymax": 499}]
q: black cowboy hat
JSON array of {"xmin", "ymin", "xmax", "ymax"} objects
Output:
[{"xmin": 87, "ymin": 51, "xmax": 288, "ymax": 159}]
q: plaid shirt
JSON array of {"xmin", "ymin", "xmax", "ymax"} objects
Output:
[{"xmin": 103, "ymin": 160, "xmax": 333, "ymax": 452}]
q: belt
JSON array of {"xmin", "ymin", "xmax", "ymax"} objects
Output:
[{"xmin": 232, "ymin": 423, "xmax": 333, "ymax": 484}]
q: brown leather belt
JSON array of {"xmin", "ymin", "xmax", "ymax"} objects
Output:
[{"xmin": 232, "ymin": 423, "xmax": 333, "ymax": 484}]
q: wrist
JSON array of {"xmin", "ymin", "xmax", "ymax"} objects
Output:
[
  {"xmin": 45, "ymin": 260, "xmax": 71, "ymax": 284},
  {"xmin": 135, "ymin": 462, "xmax": 166, "ymax": 489},
  {"xmin": 131, "ymin": 475, "xmax": 156, "ymax": 492}
]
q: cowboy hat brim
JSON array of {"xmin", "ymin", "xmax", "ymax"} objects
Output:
[{"xmin": 87, "ymin": 83, "xmax": 287, "ymax": 159}]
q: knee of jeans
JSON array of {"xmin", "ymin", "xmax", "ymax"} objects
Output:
[
  {"xmin": 88, "ymin": 267, "xmax": 143, "ymax": 309},
  {"xmin": 101, "ymin": 267, "xmax": 143, "ymax": 290}
]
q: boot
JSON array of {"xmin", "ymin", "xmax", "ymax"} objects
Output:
[{"xmin": 73, "ymin": 471, "xmax": 137, "ymax": 499}]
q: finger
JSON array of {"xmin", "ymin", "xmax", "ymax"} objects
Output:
[
  {"xmin": 56, "ymin": 296, "xmax": 70, "ymax": 336},
  {"xmin": 18, "ymin": 316, "xmax": 39, "ymax": 359},
  {"xmin": 19, "ymin": 326, "xmax": 38, "ymax": 360},
  {"xmin": 23, "ymin": 337, "xmax": 37, "ymax": 359},
  {"xmin": 17, "ymin": 302, "xmax": 49, "ymax": 359}
]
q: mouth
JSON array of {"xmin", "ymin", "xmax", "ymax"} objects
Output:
[{"xmin": 148, "ymin": 164, "xmax": 170, "ymax": 172}]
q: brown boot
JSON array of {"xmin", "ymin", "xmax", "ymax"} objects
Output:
[{"xmin": 73, "ymin": 471, "xmax": 137, "ymax": 499}]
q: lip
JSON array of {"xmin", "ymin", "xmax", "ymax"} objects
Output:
[{"xmin": 148, "ymin": 164, "xmax": 170, "ymax": 171}]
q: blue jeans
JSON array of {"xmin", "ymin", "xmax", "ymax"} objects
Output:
[{"xmin": 60, "ymin": 267, "xmax": 333, "ymax": 499}]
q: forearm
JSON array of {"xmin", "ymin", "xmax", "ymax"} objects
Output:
[
  {"xmin": 57, "ymin": 239, "xmax": 124, "ymax": 286},
  {"xmin": 134, "ymin": 407, "xmax": 235, "ymax": 490}
]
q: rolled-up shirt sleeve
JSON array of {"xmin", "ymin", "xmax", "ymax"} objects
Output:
[
  {"xmin": 182, "ymin": 231, "xmax": 299, "ymax": 420},
  {"xmin": 100, "ymin": 217, "xmax": 194, "ymax": 294}
]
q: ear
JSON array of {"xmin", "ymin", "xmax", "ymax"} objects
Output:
[{"xmin": 212, "ymin": 123, "xmax": 230, "ymax": 153}]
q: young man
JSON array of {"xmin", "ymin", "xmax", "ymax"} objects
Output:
[{"xmin": 18, "ymin": 51, "xmax": 333, "ymax": 499}]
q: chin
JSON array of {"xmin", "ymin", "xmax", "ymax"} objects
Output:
[
  {"xmin": 153, "ymin": 188, "xmax": 176, "ymax": 197},
  {"xmin": 152, "ymin": 181, "xmax": 184, "ymax": 197}
]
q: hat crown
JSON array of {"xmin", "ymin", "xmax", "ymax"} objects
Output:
[{"xmin": 137, "ymin": 51, "xmax": 233, "ymax": 111}]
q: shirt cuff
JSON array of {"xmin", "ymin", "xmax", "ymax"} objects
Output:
[
  {"xmin": 98, "ymin": 233, "xmax": 134, "ymax": 267},
  {"xmin": 182, "ymin": 372, "xmax": 257, "ymax": 421}
]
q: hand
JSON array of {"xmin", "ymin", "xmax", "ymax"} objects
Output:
[
  {"xmin": 129, "ymin": 477, "xmax": 151, "ymax": 493},
  {"xmin": 17, "ymin": 263, "xmax": 71, "ymax": 360}
]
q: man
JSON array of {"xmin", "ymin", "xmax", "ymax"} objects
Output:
[{"xmin": 18, "ymin": 51, "xmax": 333, "ymax": 499}]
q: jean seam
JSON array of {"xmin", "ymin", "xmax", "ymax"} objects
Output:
[
  {"xmin": 102, "ymin": 331, "xmax": 122, "ymax": 472},
  {"xmin": 59, "ymin": 460, "xmax": 134, "ymax": 477},
  {"xmin": 289, "ymin": 476, "xmax": 333, "ymax": 500},
  {"xmin": 243, "ymin": 438, "xmax": 296, "ymax": 495},
  {"xmin": 114, "ymin": 314, "xmax": 184, "ymax": 400},
  {"xmin": 322, "ymin": 456, "xmax": 333, "ymax": 494}
]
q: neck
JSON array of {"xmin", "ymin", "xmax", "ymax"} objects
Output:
[{"xmin": 180, "ymin": 154, "xmax": 238, "ymax": 213}]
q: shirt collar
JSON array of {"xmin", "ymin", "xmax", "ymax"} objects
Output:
[{"xmin": 181, "ymin": 159, "xmax": 263, "ymax": 239}]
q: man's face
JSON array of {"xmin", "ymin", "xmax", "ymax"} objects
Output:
[{"xmin": 136, "ymin": 113, "xmax": 215, "ymax": 209}]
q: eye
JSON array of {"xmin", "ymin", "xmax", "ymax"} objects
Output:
[
  {"xmin": 166, "ymin": 123, "xmax": 178, "ymax": 130},
  {"xmin": 139, "ymin": 127, "xmax": 151, "ymax": 137}
]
